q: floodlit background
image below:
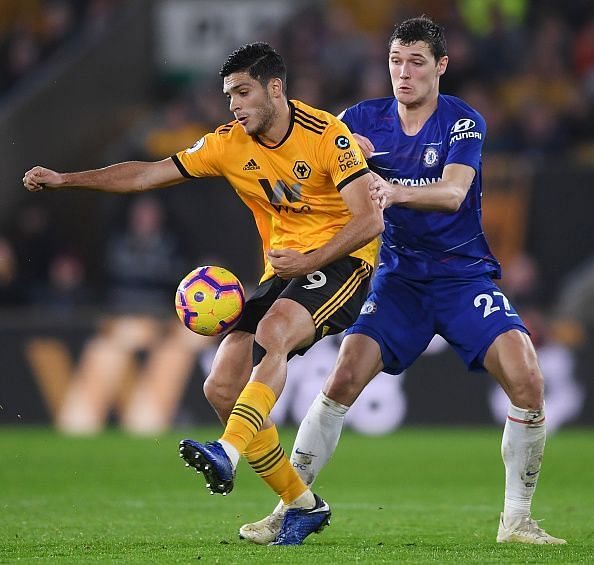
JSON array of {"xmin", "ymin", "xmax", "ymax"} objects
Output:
[{"xmin": 0, "ymin": 0, "xmax": 593, "ymax": 434}]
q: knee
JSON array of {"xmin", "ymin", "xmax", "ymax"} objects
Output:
[
  {"xmin": 509, "ymin": 362, "xmax": 544, "ymax": 410},
  {"xmin": 489, "ymin": 331, "xmax": 545, "ymax": 410},
  {"xmin": 254, "ymin": 314, "xmax": 291, "ymax": 354},
  {"xmin": 203, "ymin": 371, "xmax": 240, "ymax": 410},
  {"xmin": 325, "ymin": 364, "xmax": 363, "ymax": 405}
]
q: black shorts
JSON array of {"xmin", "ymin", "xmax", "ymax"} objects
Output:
[{"xmin": 233, "ymin": 256, "xmax": 373, "ymax": 356}]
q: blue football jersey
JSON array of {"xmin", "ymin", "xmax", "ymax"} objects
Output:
[{"xmin": 342, "ymin": 94, "xmax": 501, "ymax": 280}]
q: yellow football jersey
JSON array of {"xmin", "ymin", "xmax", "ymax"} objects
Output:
[{"xmin": 173, "ymin": 99, "xmax": 379, "ymax": 282}]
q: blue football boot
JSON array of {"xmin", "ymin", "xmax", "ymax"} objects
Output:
[
  {"xmin": 269, "ymin": 494, "xmax": 331, "ymax": 545},
  {"xmin": 178, "ymin": 439, "xmax": 235, "ymax": 495}
]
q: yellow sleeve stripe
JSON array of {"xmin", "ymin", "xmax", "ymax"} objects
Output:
[{"xmin": 312, "ymin": 262, "xmax": 372, "ymax": 327}]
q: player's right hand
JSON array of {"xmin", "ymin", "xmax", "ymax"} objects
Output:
[
  {"xmin": 22, "ymin": 166, "xmax": 62, "ymax": 192},
  {"xmin": 369, "ymin": 171, "xmax": 395, "ymax": 209},
  {"xmin": 352, "ymin": 133, "xmax": 375, "ymax": 158}
]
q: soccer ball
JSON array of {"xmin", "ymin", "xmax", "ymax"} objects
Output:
[{"xmin": 175, "ymin": 266, "xmax": 245, "ymax": 336}]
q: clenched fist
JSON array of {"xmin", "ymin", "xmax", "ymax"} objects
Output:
[
  {"xmin": 22, "ymin": 166, "xmax": 63, "ymax": 192},
  {"xmin": 268, "ymin": 248, "xmax": 314, "ymax": 279}
]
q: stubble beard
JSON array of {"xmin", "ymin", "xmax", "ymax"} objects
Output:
[{"xmin": 251, "ymin": 96, "xmax": 277, "ymax": 137}]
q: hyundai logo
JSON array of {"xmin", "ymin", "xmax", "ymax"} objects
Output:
[{"xmin": 451, "ymin": 118, "xmax": 476, "ymax": 133}]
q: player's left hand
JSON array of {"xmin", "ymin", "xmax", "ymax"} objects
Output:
[{"xmin": 268, "ymin": 249, "xmax": 313, "ymax": 279}]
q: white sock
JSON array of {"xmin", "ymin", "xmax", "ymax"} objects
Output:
[
  {"xmin": 271, "ymin": 498, "xmax": 286, "ymax": 515},
  {"xmin": 286, "ymin": 489, "xmax": 316, "ymax": 509},
  {"xmin": 290, "ymin": 391, "xmax": 349, "ymax": 486},
  {"xmin": 218, "ymin": 439, "xmax": 240, "ymax": 469},
  {"xmin": 501, "ymin": 403, "xmax": 546, "ymax": 526}
]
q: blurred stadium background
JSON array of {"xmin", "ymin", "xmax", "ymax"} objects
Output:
[{"xmin": 1, "ymin": 0, "xmax": 593, "ymax": 436}]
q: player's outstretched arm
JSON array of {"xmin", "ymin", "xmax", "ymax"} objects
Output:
[
  {"xmin": 370, "ymin": 163, "xmax": 475, "ymax": 213},
  {"xmin": 23, "ymin": 158, "xmax": 185, "ymax": 194}
]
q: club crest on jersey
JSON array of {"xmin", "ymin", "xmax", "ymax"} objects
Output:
[
  {"xmin": 360, "ymin": 300, "xmax": 377, "ymax": 315},
  {"xmin": 186, "ymin": 136, "xmax": 206, "ymax": 153},
  {"xmin": 335, "ymin": 135, "xmax": 350, "ymax": 149},
  {"xmin": 422, "ymin": 146, "xmax": 439, "ymax": 167},
  {"xmin": 293, "ymin": 160, "xmax": 311, "ymax": 180}
]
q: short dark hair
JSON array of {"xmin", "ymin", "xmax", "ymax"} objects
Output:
[
  {"xmin": 389, "ymin": 16, "xmax": 447, "ymax": 61},
  {"xmin": 220, "ymin": 42, "xmax": 287, "ymax": 91}
]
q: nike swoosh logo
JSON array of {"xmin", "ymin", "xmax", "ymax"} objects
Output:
[
  {"xmin": 309, "ymin": 502, "xmax": 330, "ymax": 513},
  {"xmin": 526, "ymin": 470, "xmax": 540, "ymax": 476},
  {"xmin": 295, "ymin": 448, "xmax": 316, "ymax": 457},
  {"xmin": 370, "ymin": 151, "xmax": 389, "ymax": 157}
]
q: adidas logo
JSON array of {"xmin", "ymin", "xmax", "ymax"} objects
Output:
[{"xmin": 243, "ymin": 158, "xmax": 260, "ymax": 171}]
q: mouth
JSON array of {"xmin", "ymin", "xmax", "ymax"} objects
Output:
[
  {"xmin": 397, "ymin": 85, "xmax": 412, "ymax": 93},
  {"xmin": 236, "ymin": 115, "xmax": 249, "ymax": 126}
]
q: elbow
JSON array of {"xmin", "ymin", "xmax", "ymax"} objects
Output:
[
  {"xmin": 444, "ymin": 189, "xmax": 466, "ymax": 213},
  {"xmin": 353, "ymin": 210, "xmax": 384, "ymax": 245},
  {"xmin": 373, "ymin": 215, "xmax": 385, "ymax": 237},
  {"xmin": 444, "ymin": 201, "xmax": 461, "ymax": 213},
  {"xmin": 367, "ymin": 213, "xmax": 384, "ymax": 240}
]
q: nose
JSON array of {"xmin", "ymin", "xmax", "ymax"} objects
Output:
[
  {"xmin": 399, "ymin": 62, "xmax": 411, "ymax": 79},
  {"xmin": 229, "ymin": 95, "xmax": 240, "ymax": 113}
]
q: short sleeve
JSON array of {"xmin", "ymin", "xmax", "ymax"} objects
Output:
[
  {"xmin": 445, "ymin": 114, "xmax": 486, "ymax": 172},
  {"xmin": 318, "ymin": 119, "xmax": 369, "ymax": 191},
  {"xmin": 172, "ymin": 132, "xmax": 223, "ymax": 178}
]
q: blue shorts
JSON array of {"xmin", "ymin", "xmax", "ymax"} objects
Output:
[{"xmin": 345, "ymin": 273, "xmax": 529, "ymax": 375}]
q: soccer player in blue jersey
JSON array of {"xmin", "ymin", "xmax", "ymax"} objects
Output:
[{"xmin": 240, "ymin": 16, "xmax": 566, "ymax": 545}]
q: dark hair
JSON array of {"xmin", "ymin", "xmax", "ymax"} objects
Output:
[
  {"xmin": 389, "ymin": 16, "xmax": 447, "ymax": 61},
  {"xmin": 220, "ymin": 42, "xmax": 287, "ymax": 91}
]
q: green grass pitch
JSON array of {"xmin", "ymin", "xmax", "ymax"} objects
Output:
[{"xmin": 1, "ymin": 426, "xmax": 592, "ymax": 563}]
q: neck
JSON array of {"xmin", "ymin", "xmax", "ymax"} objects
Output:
[
  {"xmin": 258, "ymin": 100, "xmax": 291, "ymax": 146},
  {"xmin": 397, "ymin": 94, "xmax": 439, "ymax": 136}
]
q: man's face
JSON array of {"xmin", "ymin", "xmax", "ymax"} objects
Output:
[
  {"xmin": 388, "ymin": 40, "xmax": 447, "ymax": 108},
  {"xmin": 223, "ymin": 72, "xmax": 277, "ymax": 136}
]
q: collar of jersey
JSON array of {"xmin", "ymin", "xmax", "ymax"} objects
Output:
[{"xmin": 255, "ymin": 101, "xmax": 296, "ymax": 149}]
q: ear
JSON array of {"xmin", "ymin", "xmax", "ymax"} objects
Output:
[
  {"xmin": 437, "ymin": 55, "xmax": 449, "ymax": 77},
  {"xmin": 268, "ymin": 77, "xmax": 284, "ymax": 99}
]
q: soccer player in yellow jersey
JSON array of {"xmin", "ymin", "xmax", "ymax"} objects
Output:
[{"xmin": 23, "ymin": 42, "xmax": 384, "ymax": 545}]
